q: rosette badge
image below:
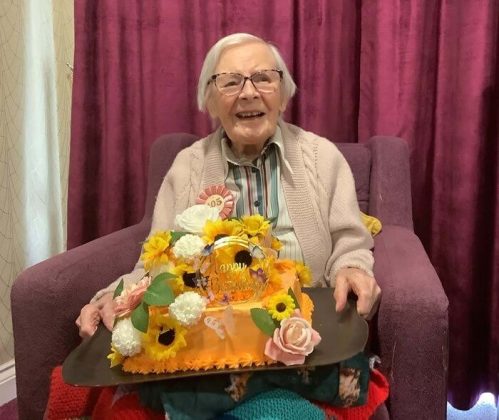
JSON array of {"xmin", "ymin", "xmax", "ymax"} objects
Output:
[{"xmin": 196, "ymin": 185, "xmax": 234, "ymax": 219}]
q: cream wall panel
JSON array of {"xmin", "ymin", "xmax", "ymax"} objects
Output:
[{"xmin": 0, "ymin": 0, "xmax": 73, "ymax": 366}]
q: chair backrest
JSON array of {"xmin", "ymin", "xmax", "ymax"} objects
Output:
[
  {"xmin": 335, "ymin": 143, "xmax": 371, "ymax": 213},
  {"xmin": 143, "ymin": 133, "xmax": 199, "ymax": 220},
  {"xmin": 143, "ymin": 133, "xmax": 412, "ymax": 229}
]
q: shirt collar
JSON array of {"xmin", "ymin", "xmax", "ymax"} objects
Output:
[{"xmin": 220, "ymin": 125, "xmax": 294, "ymax": 174}]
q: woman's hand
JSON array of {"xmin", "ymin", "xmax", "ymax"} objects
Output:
[
  {"xmin": 334, "ymin": 267, "xmax": 381, "ymax": 319},
  {"xmin": 75, "ymin": 293, "xmax": 115, "ymax": 338}
]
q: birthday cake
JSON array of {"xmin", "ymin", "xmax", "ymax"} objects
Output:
[{"xmin": 108, "ymin": 196, "xmax": 321, "ymax": 374}]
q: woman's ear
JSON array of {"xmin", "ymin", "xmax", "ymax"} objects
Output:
[
  {"xmin": 279, "ymin": 95, "xmax": 289, "ymax": 113},
  {"xmin": 205, "ymin": 96, "xmax": 220, "ymax": 129},
  {"xmin": 205, "ymin": 95, "xmax": 217, "ymax": 119}
]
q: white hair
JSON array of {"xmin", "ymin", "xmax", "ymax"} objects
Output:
[{"xmin": 197, "ymin": 33, "xmax": 297, "ymax": 112}]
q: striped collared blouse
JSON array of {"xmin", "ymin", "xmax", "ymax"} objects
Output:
[{"xmin": 221, "ymin": 127, "xmax": 304, "ymax": 262}]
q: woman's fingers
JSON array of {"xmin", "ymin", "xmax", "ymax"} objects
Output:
[
  {"xmin": 77, "ymin": 304, "xmax": 101, "ymax": 338},
  {"xmin": 76, "ymin": 293, "xmax": 116, "ymax": 337},
  {"xmin": 364, "ymin": 289, "xmax": 381, "ymax": 320},
  {"xmin": 334, "ymin": 268, "xmax": 381, "ymax": 318},
  {"xmin": 349, "ymin": 273, "xmax": 376, "ymax": 317},
  {"xmin": 99, "ymin": 299, "xmax": 116, "ymax": 332},
  {"xmin": 333, "ymin": 274, "xmax": 350, "ymax": 312}
]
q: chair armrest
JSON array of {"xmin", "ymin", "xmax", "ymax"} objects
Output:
[
  {"xmin": 373, "ymin": 225, "xmax": 448, "ymax": 420},
  {"xmin": 368, "ymin": 136, "xmax": 413, "ymax": 230},
  {"xmin": 11, "ymin": 222, "xmax": 149, "ymax": 420}
]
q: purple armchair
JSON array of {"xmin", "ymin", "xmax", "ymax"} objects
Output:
[{"xmin": 11, "ymin": 133, "xmax": 448, "ymax": 419}]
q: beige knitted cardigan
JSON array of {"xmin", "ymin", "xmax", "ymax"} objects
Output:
[{"xmin": 92, "ymin": 122, "xmax": 373, "ymax": 302}]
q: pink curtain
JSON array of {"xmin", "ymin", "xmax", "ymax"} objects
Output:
[
  {"xmin": 358, "ymin": 1, "xmax": 499, "ymax": 404},
  {"xmin": 69, "ymin": 0, "xmax": 498, "ymax": 408}
]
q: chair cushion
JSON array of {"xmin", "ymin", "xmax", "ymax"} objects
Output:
[{"xmin": 335, "ymin": 143, "xmax": 371, "ymax": 213}]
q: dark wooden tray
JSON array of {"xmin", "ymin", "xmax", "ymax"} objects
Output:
[{"xmin": 63, "ymin": 288, "xmax": 368, "ymax": 386}]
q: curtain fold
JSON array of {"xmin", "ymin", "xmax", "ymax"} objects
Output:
[
  {"xmin": 358, "ymin": 0, "xmax": 499, "ymax": 405},
  {"xmin": 69, "ymin": 0, "xmax": 498, "ymax": 408}
]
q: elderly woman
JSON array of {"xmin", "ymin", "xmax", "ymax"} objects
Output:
[
  {"xmin": 78, "ymin": 33, "xmax": 380, "ymax": 337},
  {"xmin": 73, "ymin": 33, "xmax": 383, "ymax": 418}
]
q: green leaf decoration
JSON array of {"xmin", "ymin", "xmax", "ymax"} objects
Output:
[
  {"xmin": 131, "ymin": 302, "xmax": 149, "ymax": 333},
  {"xmin": 170, "ymin": 231, "xmax": 188, "ymax": 244},
  {"xmin": 153, "ymin": 272, "xmax": 176, "ymax": 282},
  {"xmin": 251, "ymin": 308, "xmax": 278, "ymax": 336},
  {"xmin": 113, "ymin": 279, "xmax": 124, "ymax": 299},
  {"xmin": 143, "ymin": 274, "xmax": 175, "ymax": 306},
  {"xmin": 288, "ymin": 287, "xmax": 300, "ymax": 310}
]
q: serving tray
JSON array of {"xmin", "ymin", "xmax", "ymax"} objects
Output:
[{"xmin": 63, "ymin": 288, "xmax": 368, "ymax": 387}]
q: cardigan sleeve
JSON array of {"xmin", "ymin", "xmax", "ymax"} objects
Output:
[{"xmin": 321, "ymin": 145, "xmax": 375, "ymax": 287}]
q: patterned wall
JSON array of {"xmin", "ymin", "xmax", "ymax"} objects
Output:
[{"xmin": 0, "ymin": 1, "xmax": 73, "ymax": 365}]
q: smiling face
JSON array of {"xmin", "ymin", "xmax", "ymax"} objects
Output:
[{"xmin": 206, "ymin": 41, "xmax": 288, "ymax": 157}]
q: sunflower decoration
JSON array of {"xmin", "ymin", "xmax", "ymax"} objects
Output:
[
  {"xmin": 203, "ymin": 219, "xmax": 243, "ymax": 244},
  {"xmin": 295, "ymin": 262, "xmax": 312, "ymax": 286},
  {"xmin": 170, "ymin": 262, "xmax": 198, "ymax": 291},
  {"xmin": 142, "ymin": 311, "xmax": 187, "ymax": 361},
  {"xmin": 239, "ymin": 215, "xmax": 270, "ymax": 238},
  {"xmin": 168, "ymin": 274, "xmax": 186, "ymax": 295},
  {"xmin": 271, "ymin": 236, "xmax": 283, "ymax": 252},
  {"xmin": 141, "ymin": 231, "xmax": 172, "ymax": 271},
  {"xmin": 266, "ymin": 291, "xmax": 296, "ymax": 321},
  {"xmin": 107, "ymin": 345, "xmax": 124, "ymax": 368},
  {"xmin": 217, "ymin": 240, "xmax": 256, "ymax": 267}
]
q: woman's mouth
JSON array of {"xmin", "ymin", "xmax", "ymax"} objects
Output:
[{"xmin": 235, "ymin": 111, "xmax": 265, "ymax": 120}]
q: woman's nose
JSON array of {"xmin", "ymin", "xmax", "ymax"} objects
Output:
[{"xmin": 239, "ymin": 78, "xmax": 260, "ymax": 99}]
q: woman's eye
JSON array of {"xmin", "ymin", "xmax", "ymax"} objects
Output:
[
  {"xmin": 219, "ymin": 76, "xmax": 241, "ymax": 88},
  {"xmin": 223, "ymin": 80, "xmax": 239, "ymax": 87},
  {"xmin": 253, "ymin": 73, "xmax": 271, "ymax": 83}
]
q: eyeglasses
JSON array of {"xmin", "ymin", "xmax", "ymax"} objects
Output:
[{"xmin": 209, "ymin": 69, "xmax": 283, "ymax": 96}]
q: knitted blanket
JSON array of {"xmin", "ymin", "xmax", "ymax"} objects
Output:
[{"xmin": 46, "ymin": 366, "xmax": 388, "ymax": 419}]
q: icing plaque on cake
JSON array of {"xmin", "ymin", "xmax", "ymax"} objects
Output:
[{"xmin": 202, "ymin": 236, "xmax": 270, "ymax": 304}]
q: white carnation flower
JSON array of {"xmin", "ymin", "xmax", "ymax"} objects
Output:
[
  {"xmin": 111, "ymin": 318, "xmax": 142, "ymax": 356},
  {"xmin": 175, "ymin": 204, "xmax": 220, "ymax": 234},
  {"xmin": 169, "ymin": 292, "xmax": 207, "ymax": 326},
  {"xmin": 172, "ymin": 234, "xmax": 206, "ymax": 260}
]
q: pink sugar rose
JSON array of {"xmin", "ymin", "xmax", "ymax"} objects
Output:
[
  {"xmin": 114, "ymin": 276, "xmax": 151, "ymax": 318},
  {"xmin": 264, "ymin": 314, "xmax": 322, "ymax": 366}
]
